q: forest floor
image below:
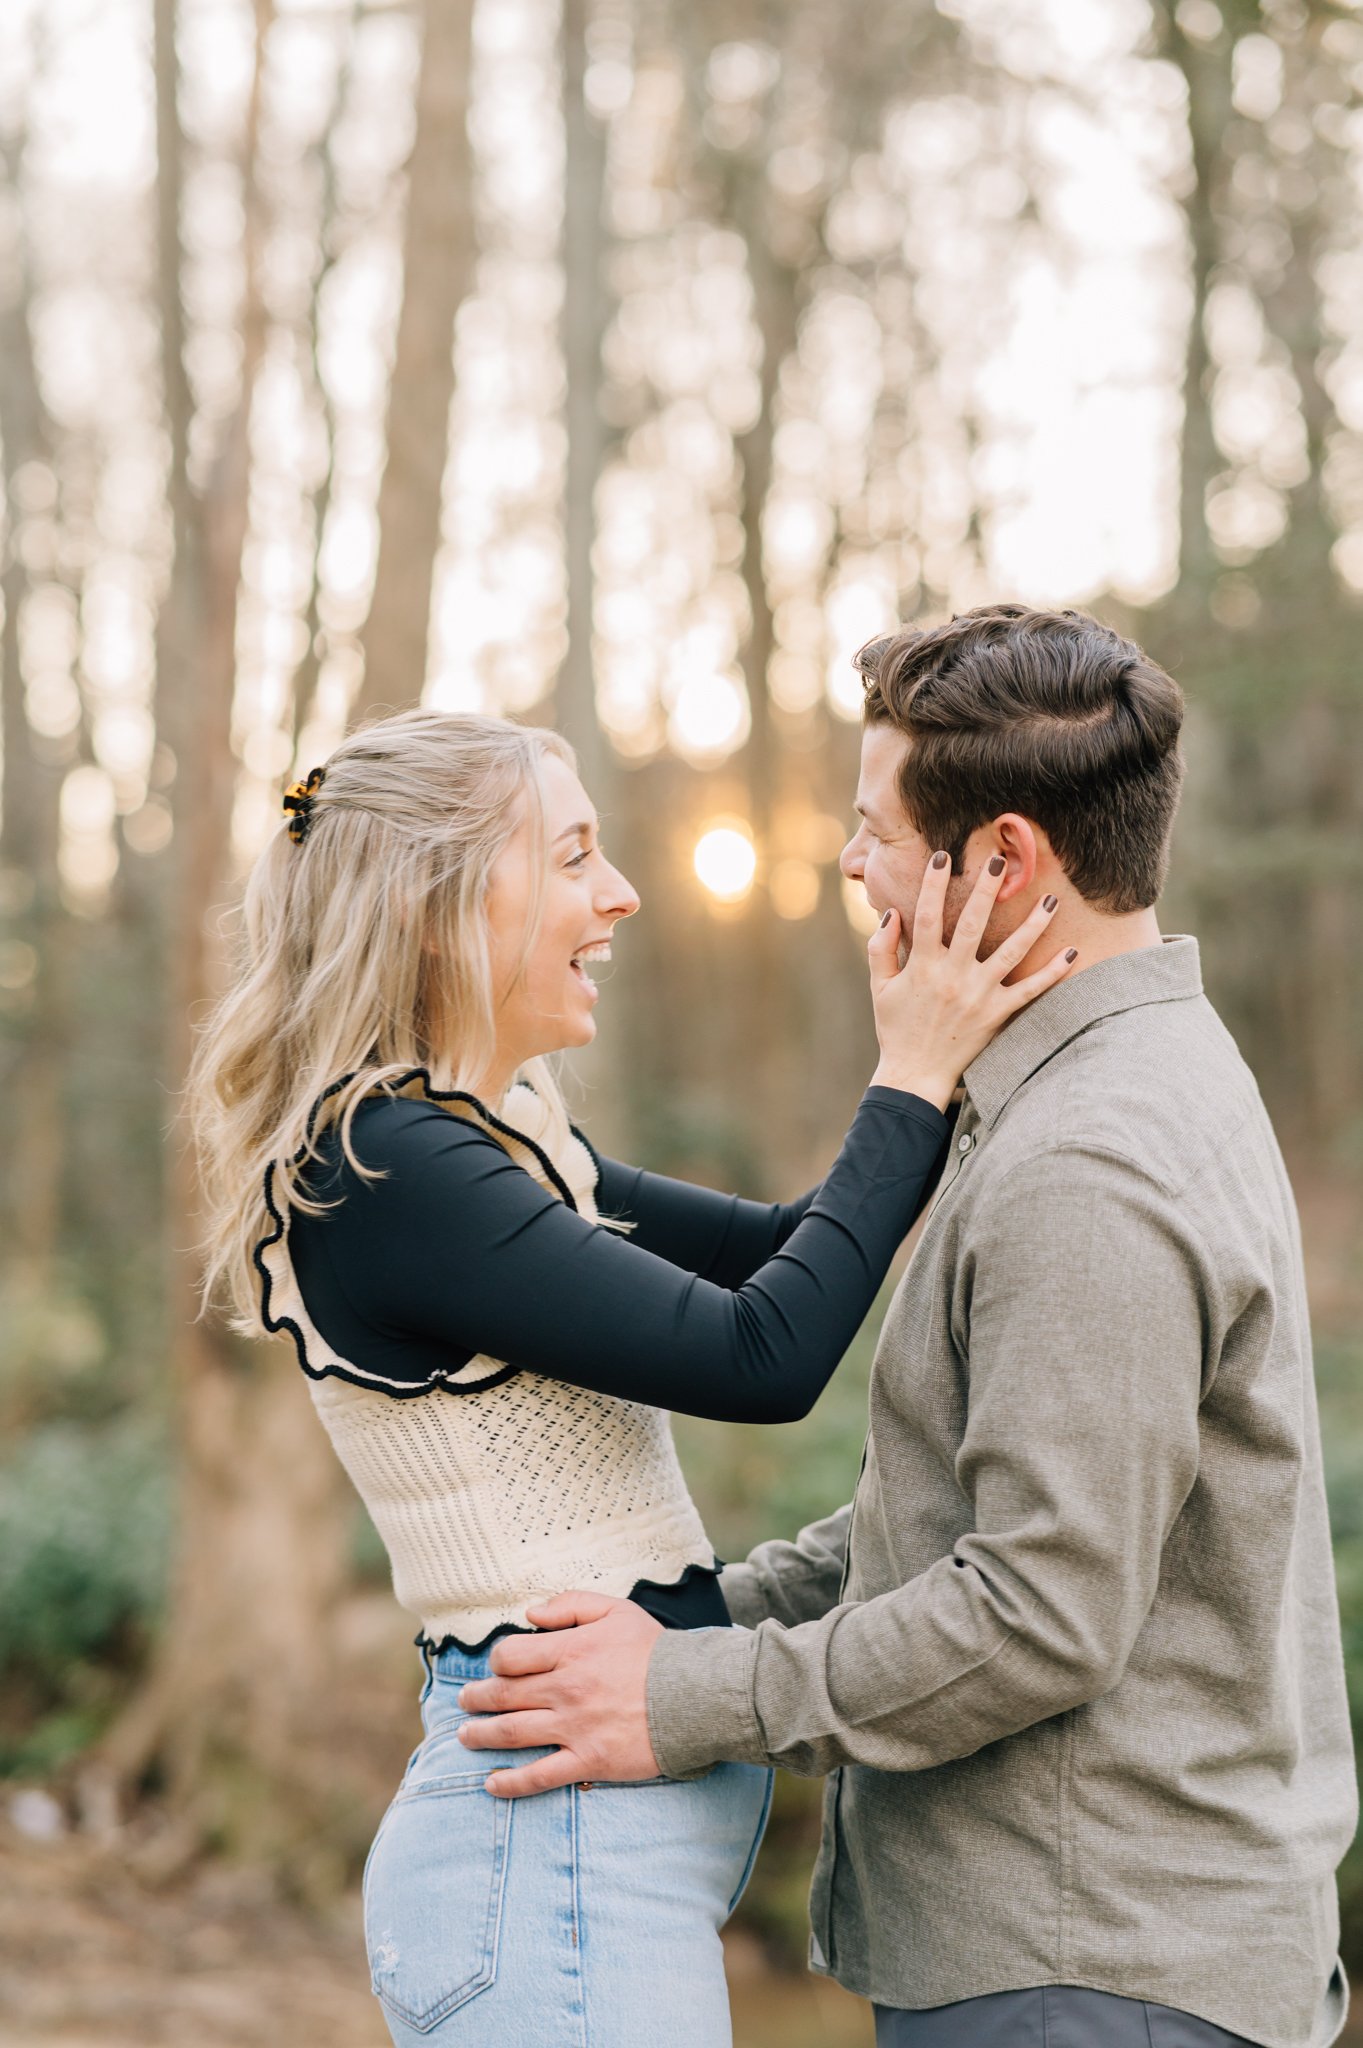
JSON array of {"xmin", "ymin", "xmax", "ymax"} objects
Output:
[
  {"xmin": 0, "ymin": 1820, "xmax": 873, "ymax": 2048},
  {"xmin": 2, "ymin": 1816, "xmax": 1359, "ymax": 2048}
]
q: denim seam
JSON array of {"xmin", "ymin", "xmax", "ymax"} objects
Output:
[
  {"xmin": 485, "ymin": 1799, "xmax": 512, "ymax": 2027},
  {"xmin": 569, "ymin": 1783, "xmax": 588, "ymax": 2048},
  {"xmin": 726, "ymin": 1769, "xmax": 775, "ymax": 1917},
  {"xmin": 392, "ymin": 1772, "xmax": 492, "ymax": 1801},
  {"xmin": 570, "ymin": 1783, "xmax": 582, "ymax": 1955}
]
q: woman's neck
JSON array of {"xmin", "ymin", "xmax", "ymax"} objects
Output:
[{"xmin": 469, "ymin": 1055, "xmax": 517, "ymax": 1107}]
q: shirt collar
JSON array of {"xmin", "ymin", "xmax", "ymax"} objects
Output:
[{"xmin": 962, "ymin": 934, "xmax": 1204, "ymax": 1130}]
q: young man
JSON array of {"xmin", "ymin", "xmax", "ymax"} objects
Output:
[{"xmin": 458, "ymin": 606, "xmax": 1355, "ymax": 2048}]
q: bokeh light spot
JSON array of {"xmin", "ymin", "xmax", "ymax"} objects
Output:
[
  {"xmin": 694, "ymin": 820, "xmax": 757, "ymax": 903},
  {"xmin": 668, "ymin": 671, "xmax": 750, "ymax": 764}
]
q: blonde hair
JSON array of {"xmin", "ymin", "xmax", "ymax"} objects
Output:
[{"xmin": 190, "ymin": 709, "xmax": 578, "ymax": 1331}]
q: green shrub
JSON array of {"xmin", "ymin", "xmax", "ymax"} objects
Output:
[{"xmin": 0, "ymin": 1421, "xmax": 169, "ymax": 1702}]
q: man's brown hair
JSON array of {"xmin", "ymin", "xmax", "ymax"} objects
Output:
[{"xmin": 857, "ymin": 604, "xmax": 1185, "ymax": 914}]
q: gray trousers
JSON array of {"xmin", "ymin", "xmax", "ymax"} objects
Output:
[{"xmin": 874, "ymin": 1986, "xmax": 1256, "ymax": 2047}]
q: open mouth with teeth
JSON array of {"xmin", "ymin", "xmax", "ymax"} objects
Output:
[{"xmin": 569, "ymin": 940, "xmax": 612, "ymax": 989}]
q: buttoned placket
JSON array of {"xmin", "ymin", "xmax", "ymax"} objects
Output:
[
  {"xmin": 926, "ymin": 1097, "xmax": 982, "ymax": 1215},
  {"xmin": 819, "ymin": 1089, "xmax": 984, "ymax": 1972}
]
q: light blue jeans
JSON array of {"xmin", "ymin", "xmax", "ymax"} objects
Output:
[{"xmin": 363, "ymin": 1640, "xmax": 774, "ymax": 2047}]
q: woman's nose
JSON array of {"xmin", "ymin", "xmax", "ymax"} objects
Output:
[{"xmin": 598, "ymin": 863, "xmax": 640, "ymax": 919}]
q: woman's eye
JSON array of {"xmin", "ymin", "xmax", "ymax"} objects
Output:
[{"xmin": 565, "ymin": 849, "xmax": 590, "ymax": 870}]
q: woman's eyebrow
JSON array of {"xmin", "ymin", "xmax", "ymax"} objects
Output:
[{"xmin": 553, "ymin": 821, "xmax": 596, "ymax": 844}]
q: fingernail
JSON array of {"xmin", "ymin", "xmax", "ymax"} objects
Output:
[
  {"xmin": 1043, "ymin": 894, "xmax": 1058, "ymax": 912},
  {"xmin": 987, "ymin": 854, "xmax": 1005, "ymax": 876},
  {"xmin": 931, "ymin": 850, "xmax": 949, "ymax": 870},
  {"xmin": 1065, "ymin": 948, "xmax": 1078, "ymax": 962},
  {"xmin": 879, "ymin": 908, "xmax": 893, "ymax": 927}
]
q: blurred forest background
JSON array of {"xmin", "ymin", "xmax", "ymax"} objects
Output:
[{"xmin": 1, "ymin": 0, "xmax": 1361, "ymax": 2041}]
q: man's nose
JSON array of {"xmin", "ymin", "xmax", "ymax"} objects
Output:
[{"xmin": 840, "ymin": 834, "xmax": 864, "ymax": 881}]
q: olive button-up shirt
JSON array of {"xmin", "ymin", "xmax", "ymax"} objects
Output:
[{"xmin": 646, "ymin": 938, "xmax": 1354, "ymax": 2048}]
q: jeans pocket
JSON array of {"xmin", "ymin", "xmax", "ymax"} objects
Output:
[{"xmin": 363, "ymin": 1773, "xmax": 512, "ymax": 2034}]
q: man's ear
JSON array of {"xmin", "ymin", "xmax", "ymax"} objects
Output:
[{"xmin": 989, "ymin": 815, "xmax": 1040, "ymax": 901}]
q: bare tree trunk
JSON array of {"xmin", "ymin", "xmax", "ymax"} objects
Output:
[
  {"xmin": 557, "ymin": 0, "xmax": 610, "ymax": 798},
  {"xmin": 354, "ymin": 0, "xmax": 476, "ymax": 720},
  {"xmin": 98, "ymin": 0, "xmax": 351, "ymax": 1855},
  {"xmin": 1146, "ymin": 4, "xmax": 1362, "ymax": 1148},
  {"xmin": 1240, "ymin": 21, "xmax": 1359, "ymax": 1139},
  {"xmin": 0, "ymin": 124, "xmax": 69, "ymax": 1286},
  {"xmin": 1156, "ymin": 4, "xmax": 1230, "ymax": 605},
  {"xmin": 729, "ymin": 157, "xmax": 801, "ymax": 846},
  {"xmin": 287, "ymin": 11, "xmax": 362, "ymax": 753},
  {"xmin": 557, "ymin": 0, "xmax": 634, "ymax": 1142},
  {"xmin": 729, "ymin": 169, "xmax": 804, "ymax": 1184}
]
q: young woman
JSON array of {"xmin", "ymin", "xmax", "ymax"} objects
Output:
[{"xmin": 191, "ymin": 709, "xmax": 1073, "ymax": 2048}]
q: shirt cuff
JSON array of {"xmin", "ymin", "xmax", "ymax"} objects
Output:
[
  {"xmin": 861, "ymin": 1085, "xmax": 950, "ymax": 1133},
  {"xmin": 646, "ymin": 1622, "xmax": 767, "ymax": 1778}
]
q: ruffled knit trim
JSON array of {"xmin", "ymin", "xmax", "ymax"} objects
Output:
[
  {"xmin": 413, "ymin": 1560, "xmax": 728, "ymax": 1658},
  {"xmin": 253, "ymin": 1067, "xmax": 584, "ymax": 1400},
  {"xmin": 416, "ymin": 1620, "xmax": 534, "ymax": 1658}
]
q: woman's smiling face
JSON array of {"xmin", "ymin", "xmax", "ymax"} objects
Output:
[{"xmin": 482, "ymin": 752, "xmax": 640, "ymax": 1087}]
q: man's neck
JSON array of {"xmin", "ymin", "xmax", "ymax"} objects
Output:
[{"xmin": 1005, "ymin": 902, "xmax": 1164, "ymax": 986}]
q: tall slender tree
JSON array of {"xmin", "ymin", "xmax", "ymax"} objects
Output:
[
  {"xmin": 97, "ymin": 0, "xmax": 354, "ymax": 1853},
  {"xmin": 1147, "ymin": 0, "xmax": 1363, "ymax": 1146},
  {"xmin": 0, "ymin": 120, "xmax": 68, "ymax": 1286},
  {"xmin": 558, "ymin": 0, "xmax": 612, "ymax": 800},
  {"xmin": 355, "ymin": 0, "xmax": 476, "ymax": 719}
]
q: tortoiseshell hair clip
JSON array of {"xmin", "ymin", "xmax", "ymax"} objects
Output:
[{"xmin": 282, "ymin": 764, "xmax": 326, "ymax": 844}]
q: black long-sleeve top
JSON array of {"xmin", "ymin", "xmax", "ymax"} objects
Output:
[{"xmin": 287, "ymin": 1084, "xmax": 949, "ymax": 1634}]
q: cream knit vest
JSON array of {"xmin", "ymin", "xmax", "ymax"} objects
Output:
[{"xmin": 257, "ymin": 1074, "xmax": 716, "ymax": 1647}]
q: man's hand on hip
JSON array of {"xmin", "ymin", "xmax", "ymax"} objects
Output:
[{"xmin": 457, "ymin": 1591, "xmax": 664, "ymax": 1798}]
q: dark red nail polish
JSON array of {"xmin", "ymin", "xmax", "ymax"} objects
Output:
[
  {"xmin": 931, "ymin": 850, "xmax": 949, "ymax": 870},
  {"xmin": 1043, "ymin": 894, "xmax": 1058, "ymax": 912},
  {"xmin": 879, "ymin": 908, "xmax": 893, "ymax": 927},
  {"xmin": 1065, "ymin": 948, "xmax": 1078, "ymax": 962},
  {"xmin": 987, "ymin": 854, "xmax": 1005, "ymax": 876}
]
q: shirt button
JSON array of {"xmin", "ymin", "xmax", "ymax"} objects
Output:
[{"xmin": 957, "ymin": 1132, "xmax": 975, "ymax": 1154}]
